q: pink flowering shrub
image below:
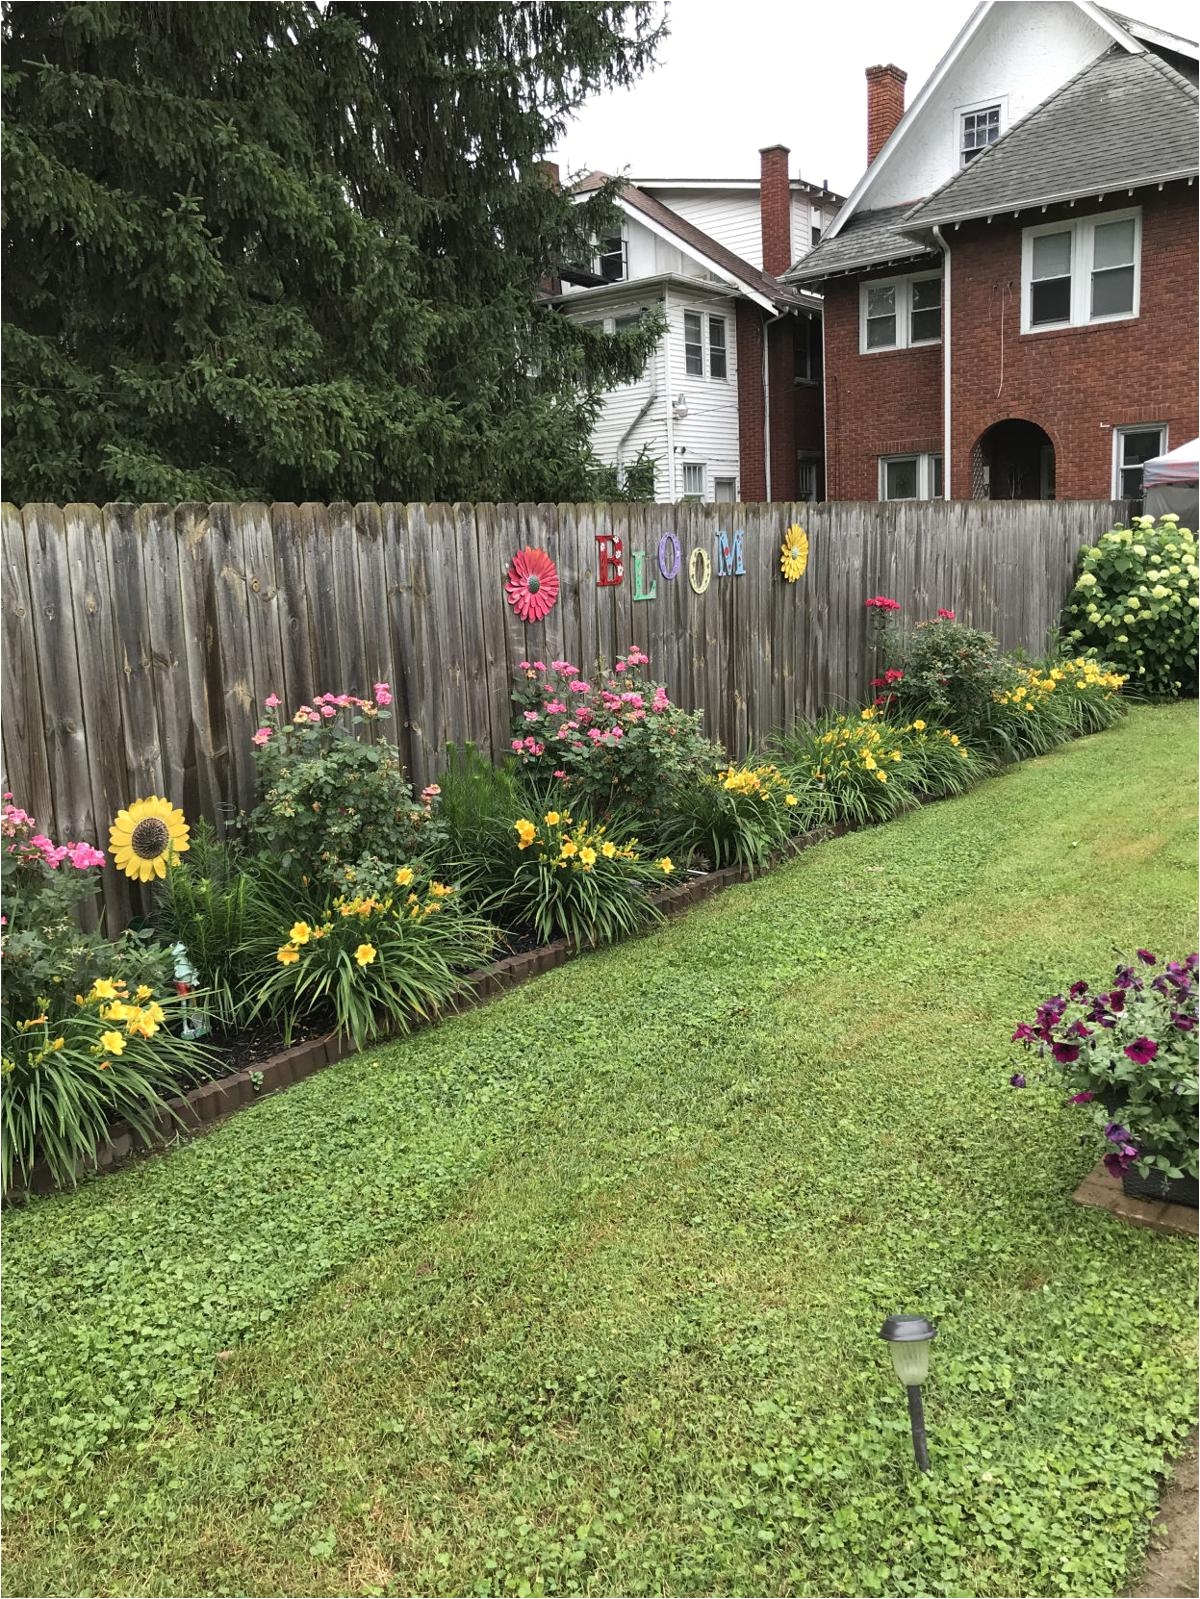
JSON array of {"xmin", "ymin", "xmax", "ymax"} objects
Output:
[
  {"xmin": 509, "ymin": 649, "xmax": 719, "ymax": 816},
  {"xmin": 245, "ymin": 686, "xmax": 421, "ymax": 883}
]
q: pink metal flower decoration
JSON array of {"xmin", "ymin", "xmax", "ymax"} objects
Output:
[{"xmin": 505, "ymin": 547, "xmax": 559, "ymax": 623}]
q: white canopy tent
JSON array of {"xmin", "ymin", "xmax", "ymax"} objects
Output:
[{"xmin": 1143, "ymin": 437, "xmax": 1199, "ymax": 527}]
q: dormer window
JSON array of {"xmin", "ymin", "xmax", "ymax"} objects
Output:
[{"xmin": 960, "ymin": 103, "xmax": 1000, "ymax": 165}]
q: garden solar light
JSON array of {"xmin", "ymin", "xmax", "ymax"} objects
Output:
[{"xmin": 879, "ymin": 1314, "xmax": 938, "ymax": 1472}]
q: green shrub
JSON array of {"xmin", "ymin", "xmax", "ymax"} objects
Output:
[
  {"xmin": 243, "ymin": 687, "xmax": 422, "ymax": 884},
  {"xmin": 247, "ymin": 864, "xmax": 494, "ymax": 1046},
  {"xmin": 887, "ymin": 617, "xmax": 1018, "ymax": 734},
  {"xmin": 1063, "ymin": 515, "xmax": 1198, "ymax": 696},
  {"xmin": 485, "ymin": 810, "xmax": 671, "ymax": 949},
  {"xmin": 655, "ymin": 763, "xmax": 805, "ymax": 870}
]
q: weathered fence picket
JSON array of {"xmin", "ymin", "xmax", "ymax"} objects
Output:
[{"xmin": 2, "ymin": 498, "xmax": 1122, "ymax": 897}]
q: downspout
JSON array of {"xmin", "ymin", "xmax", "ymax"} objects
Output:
[
  {"xmin": 932, "ymin": 225, "xmax": 951, "ymax": 500},
  {"xmin": 761, "ymin": 306, "xmax": 788, "ymax": 502},
  {"xmin": 616, "ymin": 388, "xmax": 658, "ymax": 474},
  {"xmin": 663, "ymin": 284, "xmax": 675, "ymax": 501}
]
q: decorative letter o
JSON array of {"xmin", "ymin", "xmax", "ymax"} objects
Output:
[
  {"xmin": 688, "ymin": 546, "xmax": 711, "ymax": 594},
  {"xmin": 657, "ymin": 531, "xmax": 682, "ymax": 581}
]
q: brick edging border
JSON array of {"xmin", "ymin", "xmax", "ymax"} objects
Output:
[{"xmin": 12, "ymin": 825, "xmax": 844, "ymax": 1200}]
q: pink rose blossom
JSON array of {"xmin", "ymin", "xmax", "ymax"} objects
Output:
[
  {"xmin": 532, "ymin": 661, "xmax": 546, "ymax": 672},
  {"xmin": 523, "ymin": 710, "xmax": 540, "ymax": 722},
  {"xmin": 519, "ymin": 660, "xmax": 531, "ymax": 670},
  {"xmin": 67, "ymin": 842, "xmax": 105, "ymax": 869},
  {"xmin": 252, "ymin": 727, "xmax": 274, "ymax": 746},
  {"xmin": 373, "ymin": 682, "xmax": 393, "ymax": 707},
  {"xmin": 553, "ymin": 769, "xmax": 567, "ymax": 779},
  {"xmin": 569, "ymin": 681, "xmax": 591, "ymax": 694},
  {"xmin": 320, "ymin": 705, "xmax": 336, "ymax": 719},
  {"xmin": 545, "ymin": 700, "xmax": 567, "ymax": 714},
  {"xmin": 511, "ymin": 739, "xmax": 524, "ymax": 752},
  {"xmin": 264, "ymin": 693, "xmax": 281, "ymax": 709},
  {"xmin": 614, "ymin": 661, "xmax": 626, "ymax": 673}
]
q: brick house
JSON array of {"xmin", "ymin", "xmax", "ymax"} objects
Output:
[
  {"xmin": 786, "ymin": 1, "xmax": 1199, "ymax": 508},
  {"xmin": 552, "ymin": 157, "xmax": 843, "ymax": 502}
]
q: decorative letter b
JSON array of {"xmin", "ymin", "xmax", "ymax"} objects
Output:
[{"xmin": 597, "ymin": 533, "xmax": 624, "ymax": 587}]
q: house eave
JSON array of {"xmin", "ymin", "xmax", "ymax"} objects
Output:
[{"xmin": 912, "ymin": 166, "xmax": 1200, "ymax": 229}]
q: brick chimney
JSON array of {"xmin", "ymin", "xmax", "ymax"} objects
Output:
[
  {"xmin": 865, "ymin": 64, "xmax": 907, "ymax": 164},
  {"xmin": 537, "ymin": 160, "xmax": 561, "ymax": 188},
  {"xmin": 759, "ymin": 144, "xmax": 792, "ymax": 277}
]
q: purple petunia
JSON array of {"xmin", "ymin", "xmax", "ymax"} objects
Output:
[
  {"xmin": 1010, "ymin": 1073, "xmax": 1027, "ymax": 1088},
  {"xmin": 1136, "ymin": 949, "xmax": 1157, "ymax": 965},
  {"xmin": 1069, "ymin": 980, "xmax": 1090, "ymax": 1000},
  {"xmin": 1103, "ymin": 1143, "xmax": 1139, "ymax": 1179},
  {"xmin": 1123, "ymin": 1036, "xmax": 1159, "ymax": 1066},
  {"xmin": 1172, "ymin": 1012, "xmax": 1197, "ymax": 1033},
  {"xmin": 1068, "ymin": 1091, "xmax": 1095, "ymax": 1104},
  {"xmin": 1104, "ymin": 1122, "xmax": 1131, "ymax": 1144},
  {"xmin": 1051, "ymin": 1041, "xmax": 1081, "ymax": 1064},
  {"xmin": 1012, "ymin": 1023, "xmax": 1037, "ymax": 1043}
]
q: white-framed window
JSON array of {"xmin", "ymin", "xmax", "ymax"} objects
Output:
[
  {"xmin": 1021, "ymin": 208, "xmax": 1141, "ymax": 333},
  {"xmin": 684, "ymin": 311, "xmax": 704, "ymax": 375},
  {"xmin": 879, "ymin": 453, "xmax": 943, "ymax": 501},
  {"xmin": 708, "ymin": 315, "xmax": 728, "ymax": 379},
  {"xmin": 811, "ymin": 205, "xmax": 823, "ymax": 246},
  {"xmin": 613, "ymin": 309, "xmax": 644, "ymax": 335},
  {"xmin": 860, "ymin": 271, "xmax": 942, "ymax": 352},
  {"xmin": 713, "ymin": 476, "xmax": 737, "ymax": 503},
  {"xmin": 681, "ymin": 461, "xmax": 707, "ymax": 498},
  {"xmin": 960, "ymin": 103, "xmax": 1000, "ymax": 164},
  {"xmin": 1113, "ymin": 424, "xmax": 1167, "ymax": 504},
  {"xmin": 683, "ymin": 309, "xmax": 730, "ymax": 379},
  {"xmin": 596, "ymin": 233, "xmax": 626, "ymax": 282}
]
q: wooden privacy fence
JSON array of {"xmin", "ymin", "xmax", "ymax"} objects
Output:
[{"xmin": 2, "ymin": 498, "xmax": 1122, "ymax": 920}]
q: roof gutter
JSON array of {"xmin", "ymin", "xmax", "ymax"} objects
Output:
[{"xmin": 932, "ymin": 225, "xmax": 951, "ymax": 501}]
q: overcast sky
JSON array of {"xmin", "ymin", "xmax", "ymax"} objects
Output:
[{"xmin": 550, "ymin": 0, "xmax": 1198, "ymax": 196}]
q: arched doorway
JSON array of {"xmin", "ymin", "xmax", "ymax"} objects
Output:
[{"xmin": 971, "ymin": 419, "xmax": 1056, "ymax": 500}]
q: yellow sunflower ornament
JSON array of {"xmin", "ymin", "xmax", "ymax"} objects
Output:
[
  {"xmin": 109, "ymin": 796, "xmax": 190, "ymax": 881},
  {"xmin": 780, "ymin": 525, "xmax": 809, "ymax": 583}
]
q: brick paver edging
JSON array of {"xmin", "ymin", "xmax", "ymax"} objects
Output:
[{"xmin": 1073, "ymin": 1162, "xmax": 1199, "ymax": 1237}]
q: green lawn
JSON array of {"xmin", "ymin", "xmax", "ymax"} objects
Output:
[{"xmin": 3, "ymin": 705, "xmax": 1197, "ymax": 1599}]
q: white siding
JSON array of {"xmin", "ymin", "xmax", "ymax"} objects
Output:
[
  {"xmin": 865, "ymin": 1, "xmax": 1114, "ymax": 209},
  {"xmin": 664, "ymin": 290, "xmax": 743, "ymax": 501},
  {"xmin": 645, "ymin": 190, "xmax": 765, "ymax": 269},
  {"xmin": 790, "ymin": 194, "xmax": 812, "ymax": 264}
]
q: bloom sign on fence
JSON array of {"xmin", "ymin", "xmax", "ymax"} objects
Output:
[{"xmin": 2, "ymin": 497, "xmax": 1123, "ymax": 922}]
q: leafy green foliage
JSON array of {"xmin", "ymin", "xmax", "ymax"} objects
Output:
[
  {"xmin": 510, "ymin": 648, "xmax": 720, "ymax": 821},
  {"xmin": 487, "ymin": 810, "xmax": 670, "ymax": 949},
  {"xmin": 244, "ymin": 863, "xmax": 494, "ymax": 1046},
  {"xmin": 1, "ymin": 707, "xmax": 1195, "ymax": 1599},
  {"xmin": 2, "ymin": 2, "xmax": 665, "ymax": 503},
  {"xmin": 887, "ymin": 618, "xmax": 1018, "ymax": 733},
  {"xmin": 422, "ymin": 743, "xmax": 535, "ymax": 903},
  {"xmin": 153, "ymin": 823, "xmax": 252, "ymax": 1028},
  {"xmin": 655, "ymin": 763, "xmax": 801, "ymax": 870},
  {"xmin": 243, "ymin": 690, "xmax": 421, "ymax": 884},
  {"xmin": 769, "ymin": 712, "xmax": 918, "ymax": 827},
  {"xmin": 1063, "ymin": 516, "xmax": 1199, "ymax": 695},
  {"xmin": 588, "ymin": 444, "xmax": 658, "ymax": 501}
]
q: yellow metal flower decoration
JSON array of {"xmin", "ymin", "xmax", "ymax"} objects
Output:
[
  {"xmin": 780, "ymin": 525, "xmax": 809, "ymax": 582},
  {"xmin": 109, "ymin": 796, "xmax": 190, "ymax": 882}
]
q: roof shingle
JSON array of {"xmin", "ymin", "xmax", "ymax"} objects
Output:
[{"xmin": 783, "ymin": 204, "xmax": 938, "ymax": 286}]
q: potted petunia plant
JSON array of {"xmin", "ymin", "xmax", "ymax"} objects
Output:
[{"xmin": 1011, "ymin": 950, "xmax": 1199, "ymax": 1207}]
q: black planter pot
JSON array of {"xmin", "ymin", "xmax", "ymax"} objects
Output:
[
  {"xmin": 1099, "ymin": 1083, "xmax": 1129, "ymax": 1117},
  {"xmin": 1121, "ymin": 1167, "xmax": 1199, "ymax": 1209}
]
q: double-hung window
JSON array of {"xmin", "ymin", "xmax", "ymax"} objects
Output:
[
  {"xmin": 860, "ymin": 271, "xmax": 942, "ymax": 352},
  {"xmin": 708, "ymin": 315, "xmax": 728, "ymax": 379},
  {"xmin": 795, "ymin": 315, "xmax": 822, "ymax": 383},
  {"xmin": 683, "ymin": 309, "xmax": 729, "ymax": 378},
  {"xmin": 960, "ymin": 104, "xmax": 1000, "ymax": 164},
  {"xmin": 880, "ymin": 453, "xmax": 943, "ymax": 501},
  {"xmin": 1021, "ymin": 208, "xmax": 1141, "ymax": 332}
]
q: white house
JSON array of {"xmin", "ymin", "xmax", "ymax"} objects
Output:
[{"xmin": 553, "ymin": 150, "xmax": 843, "ymax": 503}]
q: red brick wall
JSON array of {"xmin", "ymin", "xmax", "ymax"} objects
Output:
[
  {"xmin": 866, "ymin": 65, "xmax": 906, "ymax": 166},
  {"xmin": 736, "ymin": 302, "xmax": 767, "ymax": 500},
  {"xmin": 821, "ymin": 182, "xmax": 1198, "ymax": 501},
  {"xmin": 948, "ymin": 186, "xmax": 1199, "ymax": 498},
  {"xmin": 759, "ymin": 145, "xmax": 792, "ymax": 277},
  {"xmin": 822, "ymin": 273, "xmax": 942, "ymax": 499}
]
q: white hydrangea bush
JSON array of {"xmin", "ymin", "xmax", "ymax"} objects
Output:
[{"xmin": 1064, "ymin": 514, "xmax": 1198, "ymax": 696}]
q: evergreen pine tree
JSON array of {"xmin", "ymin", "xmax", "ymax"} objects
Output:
[{"xmin": 2, "ymin": 2, "xmax": 665, "ymax": 502}]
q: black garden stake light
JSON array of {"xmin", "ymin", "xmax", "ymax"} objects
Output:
[{"xmin": 879, "ymin": 1314, "xmax": 938, "ymax": 1472}]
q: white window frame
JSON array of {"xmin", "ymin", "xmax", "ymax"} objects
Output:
[
  {"xmin": 594, "ymin": 231, "xmax": 627, "ymax": 283},
  {"xmin": 955, "ymin": 94, "xmax": 1007, "ymax": 169},
  {"xmin": 811, "ymin": 204, "xmax": 823, "ymax": 246},
  {"xmin": 713, "ymin": 475, "xmax": 737, "ymax": 503},
  {"xmin": 796, "ymin": 457, "xmax": 821, "ymax": 502},
  {"xmin": 708, "ymin": 314, "xmax": 728, "ymax": 381},
  {"xmin": 681, "ymin": 461, "xmax": 707, "ymax": 499},
  {"xmin": 879, "ymin": 453, "xmax": 943, "ymax": 502},
  {"xmin": 683, "ymin": 310, "xmax": 704, "ymax": 376},
  {"xmin": 1112, "ymin": 424, "xmax": 1167, "ymax": 500},
  {"xmin": 859, "ymin": 270, "xmax": 943, "ymax": 353},
  {"xmin": 1020, "ymin": 207, "xmax": 1142, "ymax": 334}
]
